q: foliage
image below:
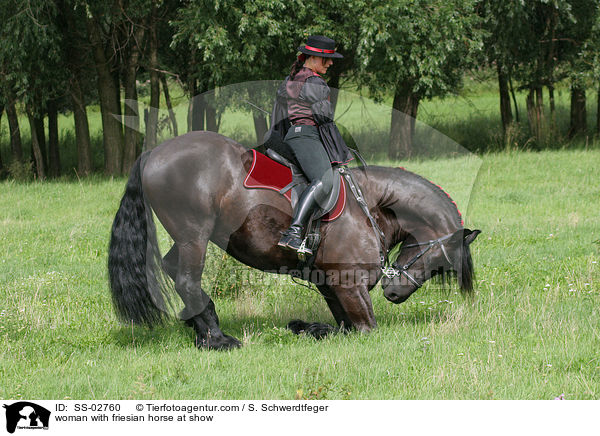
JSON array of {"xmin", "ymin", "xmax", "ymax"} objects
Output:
[
  {"xmin": 0, "ymin": 0, "xmax": 599, "ymax": 174},
  {"xmin": 356, "ymin": 0, "xmax": 484, "ymax": 101},
  {"xmin": 479, "ymin": 0, "xmax": 599, "ymax": 88},
  {"xmin": 0, "ymin": 0, "xmax": 67, "ymax": 113}
]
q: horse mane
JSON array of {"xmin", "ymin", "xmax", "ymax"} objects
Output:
[{"xmin": 374, "ymin": 166, "xmax": 464, "ymax": 228}]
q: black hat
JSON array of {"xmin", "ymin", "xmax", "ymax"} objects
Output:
[{"xmin": 298, "ymin": 35, "xmax": 343, "ymax": 59}]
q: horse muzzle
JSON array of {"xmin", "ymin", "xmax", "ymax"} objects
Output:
[{"xmin": 382, "ymin": 283, "xmax": 415, "ymax": 304}]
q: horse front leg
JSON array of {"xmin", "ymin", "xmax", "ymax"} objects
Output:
[
  {"xmin": 331, "ymin": 284, "xmax": 377, "ymax": 333},
  {"xmin": 287, "ymin": 287, "xmax": 350, "ymax": 338},
  {"xmin": 287, "ymin": 283, "xmax": 376, "ymax": 339},
  {"xmin": 175, "ymin": 240, "xmax": 241, "ymax": 350}
]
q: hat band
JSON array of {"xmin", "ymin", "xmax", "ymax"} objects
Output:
[{"xmin": 304, "ymin": 45, "xmax": 335, "ymax": 54}]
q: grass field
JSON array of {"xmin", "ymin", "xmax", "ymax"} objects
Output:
[{"xmin": 1, "ymin": 146, "xmax": 598, "ymax": 399}]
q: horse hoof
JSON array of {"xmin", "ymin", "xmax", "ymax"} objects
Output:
[
  {"xmin": 305, "ymin": 323, "xmax": 335, "ymax": 339},
  {"xmin": 196, "ymin": 335, "xmax": 242, "ymax": 350},
  {"xmin": 287, "ymin": 320, "xmax": 335, "ymax": 339},
  {"xmin": 287, "ymin": 319, "xmax": 310, "ymax": 335}
]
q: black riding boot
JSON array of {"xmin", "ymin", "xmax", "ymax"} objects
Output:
[{"xmin": 278, "ymin": 181, "xmax": 324, "ymax": 255}]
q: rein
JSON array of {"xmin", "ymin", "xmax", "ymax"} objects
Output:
[{"xmin": 338, "ymin": 167, "xmax": 388, "ymax": 265}]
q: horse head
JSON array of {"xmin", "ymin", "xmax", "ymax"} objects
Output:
[{"xmin": 381, "ymin": 228, "xmax": 481, "ymax": 304}]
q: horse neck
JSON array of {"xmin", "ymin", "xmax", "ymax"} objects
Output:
[{"xmin": 354, "ymin": 166, "xmax": 462, "ymax": 247}]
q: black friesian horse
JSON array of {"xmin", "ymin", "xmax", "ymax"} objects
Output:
[{"xmin": 108, "ymin": 131, "xmax": 480, "ymax": 350}]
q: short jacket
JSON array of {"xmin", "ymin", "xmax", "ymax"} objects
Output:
[{"xmin": 264, "ymin": 67, "xmax": 353, "ymax": 165}]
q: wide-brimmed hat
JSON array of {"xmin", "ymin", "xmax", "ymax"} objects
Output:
[{"xmin": 297, "ymin": 35, "xmax": 343, "ymax": 59}]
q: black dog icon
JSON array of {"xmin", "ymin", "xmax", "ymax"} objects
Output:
[{"xmin": 3, "ymin": 402, "xmax": 51, "ymax": 434}]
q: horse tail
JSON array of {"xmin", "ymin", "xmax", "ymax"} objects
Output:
[
  {"xmin": 458, "ymin": 230, "xmax": 480, "ymax": 294},
  {"xmin": 108, "ymin": 154, "xmax": 170, "ymax": 326}
]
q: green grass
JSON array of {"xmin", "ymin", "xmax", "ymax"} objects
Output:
[{"xmin": 1, "ymin": 148, "xmax": 598, "ymax": 399}]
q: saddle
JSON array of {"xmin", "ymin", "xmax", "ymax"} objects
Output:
[{"xmin": 244, "ymin": 148, "xmax": 347, "ymax": 260}]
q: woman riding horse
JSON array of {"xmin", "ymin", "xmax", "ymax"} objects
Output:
[{"xmin": 266, "ymin": 35, "xmax": 353, "ymax": 256}]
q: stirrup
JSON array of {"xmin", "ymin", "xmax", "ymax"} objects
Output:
[{"xmin": 296, "ymin": 239, "xmax": 313, "ymax": 261}]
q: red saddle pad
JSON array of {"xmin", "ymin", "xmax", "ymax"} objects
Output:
[{"xmin": 243, "ymin": 149, "xmax": 346, "ymax": 222}]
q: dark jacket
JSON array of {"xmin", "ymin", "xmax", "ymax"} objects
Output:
[{"xmin": 264, "ymin": 68, "xmax": 353, "ymax": 165}]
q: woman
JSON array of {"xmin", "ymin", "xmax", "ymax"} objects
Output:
[{"xmin": 266, "ymin": 35, "xmax": 353, "ymax": 256}]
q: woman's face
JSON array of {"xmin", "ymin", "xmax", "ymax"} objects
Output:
[{"xmin": 309, "ymin": 56, "xmax": 334, "ymax": 75}]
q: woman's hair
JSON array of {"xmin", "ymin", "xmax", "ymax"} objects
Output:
[{"xmin": 289, "ymin": 54, "xmax": 307, "ymax": 80}]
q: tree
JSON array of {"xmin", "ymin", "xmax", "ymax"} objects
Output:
[
  {"xmin": 563, "ymin": 0, "xmax": 599, "ymax": 138},
  {"xmin": 357, "ymin": 0, "xmax": 483, "ymax": 158},
  {"xmin": 0, "ymin": 0, "xmax": 67, "ymax": 178},
  {"xmin": 172, "ymin": 0, "xmax": 362, "ymax": 143},
  {"xmin": 59, "ymin": 0, "xmax": 94, "ymax": 176},
  {"xmin": 172, "ymin": 0, "xmax": 294, "ymax": 139},
  {"xmin": 115, "ymin": 0, "xmax": 149, "ymax": 170},
  {"xmin": 478, "ymin": 0, "xmax": 531, "ymax": 133},
  {"xmin": 84, "ymin": 0, "xmax": 126, "ymax": 175},
  {"xmin": 484, "ymin": 0, "xmax": 598, "ymax": 144}
]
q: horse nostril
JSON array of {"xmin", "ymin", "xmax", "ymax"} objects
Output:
[
  {"xmin": 384, "ymin": 288, "xmax": 411, "ymax": 304},
  {"xmin": 384, "ymin": 290, "xmax": 400, "ymax": 303}
]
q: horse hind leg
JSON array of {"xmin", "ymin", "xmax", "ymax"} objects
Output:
[{"xmin": 174, "ymin": 239, "xmax": 241, "ymax": 350}]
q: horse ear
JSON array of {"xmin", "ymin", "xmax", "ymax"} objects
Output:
[{"xmin": 464, "ymin": 229, "xmax": 481, "ymax": 245}]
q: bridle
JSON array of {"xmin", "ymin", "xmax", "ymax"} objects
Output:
[{"xmin": 381, "ymin": 233, "xmax": 455, "ymax": 289}]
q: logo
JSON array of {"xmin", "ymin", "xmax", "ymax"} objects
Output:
[{"xmin": 3, "ymin": 402, "xmax": 50, "ymax": 434}]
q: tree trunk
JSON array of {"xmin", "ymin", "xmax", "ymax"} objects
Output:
[
  {"xmin": 206, "ymin": 104, "xmax": 217, "ymax": 132},
  {"xmin": 509, "ymin": 74, "xmax": 519, "ymax": 123},
  {"xmin": 27, "ymin": 110, "xmax": 45, "ymax": 180},
  {"xmin": 6, "ymin": 101, "xmax": 23, "ymax": 162},
  {"xmin": 61, "ymin": 1, "xmax": 92, "ymax": 176},
  {"xmin": 569, "ymin": 84, "xmax": 586, "ymax": 139},
  {"xmin": 145, "ymin": 4, "xmax": 160, "ymax": 149},
  {"xmin": 0, "ymin": 105, "xmax": 4, "ymax": 171},
  {"xmin": 497, "ymin": 62, "xmax": 512, "ymax": 133},
  {"xmin": 161, "ymin": 74, "xmax": 178, "ymax": 137},
  {"xmin": 597, "ymin": 86, "xmax": 600, "ymax": 137},
  {"xmin": 33, "ymin": 115, "xmax": 47, "ymax": 170},
  {"xmin": 122, "ymin": 26, "xmax": 144, "ymax": 172},
  {"xmin": 70, "ymin": 78, "xmax": 93, "ymax": 176},
  {"xmin": 47, "ymin": 99, "xmax": 60, "ymax": 177},
  {"xmin": 86, "ymin": 15, "xmax": 124, "ymax": 175},
  {"xmin": 389, "ymin": 85, "xmax": 419, "ymax": 160},
  {"xmin": 252, "ymin": 112, "xmax": 268, "ymax": 144},
  {"xmin": 328, "ymin": 68, "xmax": 341, "ymax": 112},
  {"xmin": 192, "ymin": 98, "xmax": 205, "ymax": 131},
  {"xmin": 189, "ymin": 79, "xmax": 206, "ymax": 131},
  {"xmin": 526, "ymin": 87, "xmax": 544, "ymax": 144},
  {"xmin": 548, "ymin": 85, "xmax": 556, "ymax": 132},
  {"xmin": 249, "ymin": 87, "xmax": 267, "ymax": 143}
]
